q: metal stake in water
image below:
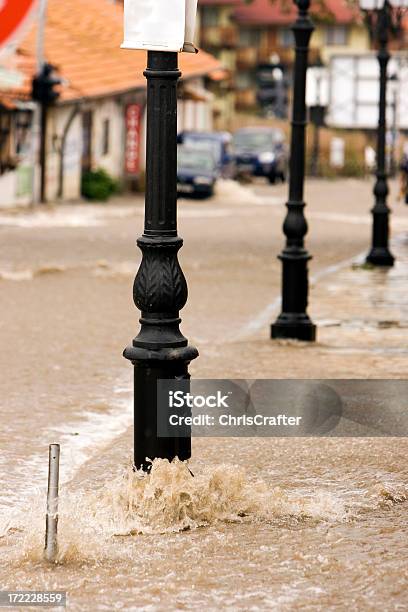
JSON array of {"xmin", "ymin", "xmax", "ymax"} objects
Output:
[{"xmin": 44, "ymin": 444, "xmax": 60, "ymax": 562}]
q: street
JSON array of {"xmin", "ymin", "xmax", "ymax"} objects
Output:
[
  {"xmin": 1, "ymin": 177, "xmax": 408, "ymax": 609},
  {"xmin": 2, "ymin": 0, "xmax": 408, "ymax": 607}
]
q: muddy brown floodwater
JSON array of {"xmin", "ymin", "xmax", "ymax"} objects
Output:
[
  {"xmin": 0, "ymin": 179, "xmax": 408, "ymax": 610},
  {"xmin": 2, "ymin": 439, "xmax": 408, "ymax": 611}
]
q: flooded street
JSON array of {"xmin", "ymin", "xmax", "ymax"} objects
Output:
[{"xmin": 1, "ymin": 179, "xmax": 408, "ymax": 610}]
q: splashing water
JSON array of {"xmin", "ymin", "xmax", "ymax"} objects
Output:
[
  {"xmin": 5, "ymin": 459, "xmax": 346, "ymax": 565},
  {"xmin": 3, "ymin": 458, "xmax": 407, "ymax": 568},
  {"xmin": 89, "ymin": 459, "xmax": 350, "ymax": 537}
]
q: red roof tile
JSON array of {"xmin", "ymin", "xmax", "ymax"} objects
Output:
[
  {"xmin": 234, "ymin": 0, "xmax": 361, "ymax": 26},
  {"xmin": 1, "ymin": 0, "xmax": 221, "ymax": 104}
]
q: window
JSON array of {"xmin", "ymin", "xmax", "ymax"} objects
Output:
[
  {"xmin": 0, "ymin": 111, "xmax": 13, "ymax": 174},
  {"xmin": 239, "ymin": 27, "xmax": 261, "ymax": 48},
  {"xmin": 278, "ymin": 28, "xmax": 294, "ymax": 48},
  {"xmin": 82, "ymin": 110, "xmax": 93, "ymax": 172},
  {"xmin": 325, "ymin": 25, "xmax": 348, "ymax": 46},
  {"xmin": 15, "ymin": 111, "xmax": 32, "ymax": 157},
  {"xmin": 201, "ymin": 7, "xmax": 219, "ymax": 27},
  {"xmin": 236, "ymin": 71, "xmax": 255, "ymax": 90},
  {"xmin": 102, "ymin": 118, "xmax": 110, "ymax": 156}
]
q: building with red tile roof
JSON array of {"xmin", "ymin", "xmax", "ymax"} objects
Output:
[
  {"xmin": 0, "ymin": 0, "xmax": 222, "ymax": 207},
  {"xmin": 232, "ymin": 0, "xmax": 370, "ymax": 109},
  {"xmin": 197, "ymin": 0, "xmax": 371, "ymax": 112},
  {"xmin": 1, "ymin": 0, "xmax": 221, "ymax": 105}
]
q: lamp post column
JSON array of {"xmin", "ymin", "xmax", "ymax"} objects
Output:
[
  {"xmin": 366, "ymin": 0, "xmax": 395, "ymax": 267},
  {"xmin": 124, "ymin": 51, "xmax": 198, "ymax": 472},
  {"xmin": 271, "ymin": 0, "xmax": 316, "ymax": 342}
]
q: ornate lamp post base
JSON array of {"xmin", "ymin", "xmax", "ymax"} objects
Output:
[
  {"xmin": 366, "ymin": 248, "xmax": 395, "ymax": 267},
  {"xmin": 271, "ymin": 250, "xmax": 316, "ymax": 341},
  {"xmin": 272, "ymin": 314, "xmax": 317, "ymax": 342},
  {"xmin": 366, "ymin": 174, "xmax": 395, "ymax": 266}
]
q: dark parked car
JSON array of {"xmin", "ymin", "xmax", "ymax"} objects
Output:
[
  {"xmin": 177, "ymin": 145, "xmax": 217, "ymax": 198},
  {"xmin": 178, "ymin": 131, "xmax": 236, "ymax": 179},
  {"xmin": 233, "ymin": 127, "xmax": 288, "ymax": 184}
]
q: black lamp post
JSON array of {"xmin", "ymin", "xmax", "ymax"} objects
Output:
[
  {"xmin": 271, "ymin": 0, "xmax": 316, "ymax": 342},
  {"xmin": 361, "ymin": 0, "xmax": 407, "ymax": 266},
  {"xmin": 308, "ymin": 58, "xmax": 327, "ymax": 178},
  {"xmin": 123, "ymin": 52, "xmax": 198, "ymax": 472},
  {"xmin": 389, "ymin": 73, "xmax": 399, "ymax": 178}
]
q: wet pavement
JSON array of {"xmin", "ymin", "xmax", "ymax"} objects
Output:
[{"xmin": 0, "ymin": 178, "xmax": 408, "ymax": 610}]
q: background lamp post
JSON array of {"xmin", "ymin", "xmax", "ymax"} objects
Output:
[
  {"xmin": 306, "ymin": 58, "xmax": 329, "ymax": 177},
  {"xmin": 122, "ymin": 0, "xmax": 198, "ymax": 472},
  {"xmin": 271, "ymin": 0, "xmax": 316, "ymax": 342},
  {"xmin": 388, "ymin": 73, "xmax": 399, "ymax": 177},
  {"xmin": 360, "ymin": 0, "xmax": 408, "ymax": 266}
]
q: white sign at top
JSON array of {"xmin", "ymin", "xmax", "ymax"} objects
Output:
[{"xmin": 121, "ymin": 0, "xmax": 198, "ymax": 54}]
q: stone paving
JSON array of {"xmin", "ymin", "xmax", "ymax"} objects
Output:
[
  {"xmin": 193, "ymin": 214, "xmax": 408, "ymax": 381},
  {"xmin": 159, "ymin": 177, "xmax": 408, "ymax": 382}
]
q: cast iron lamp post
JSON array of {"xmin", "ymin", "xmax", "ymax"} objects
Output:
[
  {"xmin": 271, "ymin": 0, "xmax": 316, "ymax": 342},
  {"xmin": 124, "ymin": 52, "xmax": 198, "ymax": 472},
  {"xmin": 361, "ymin": 0, "xmax": 407, "ymax": 266},
  {"xmin": 388, "ymin": 73, "xmax": 399, "ymax": 177},
  {"xmin": 307, "ymin": 58, "xmax": 328, "ymax": 178}
]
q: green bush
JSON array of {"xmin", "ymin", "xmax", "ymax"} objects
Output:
[
  {"xmin": 81, "ymin": 168, "xmax": 119, "ymax": 202},
  {"xmin": 339, "ymin": 159, "xmax": 365, "ymax": 178},
  {"xmin": 307, "ymin": 151, "xmax": 366, "ymax": 179}
]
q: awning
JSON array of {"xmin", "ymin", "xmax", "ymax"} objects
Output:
[
  {"xmin": 207, "ymin": 68, "xmax": 230, "ymax": 82},
  {"xmin": 182, "ymin": 83, "xmax": 214, "ymax": 102}
]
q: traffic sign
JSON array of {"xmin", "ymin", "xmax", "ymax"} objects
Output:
[{"xmin": 0, "ymin": 0, "xmax": 37, "ymax": 55}]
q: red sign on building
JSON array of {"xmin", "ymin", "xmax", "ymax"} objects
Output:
[
  {"xmin": 125, "ymin": 104, "xmax": 142, "ymax": 175},
  {"xmin": 0, "ymin": 0, "xmax": 37, "ymax": 52}
]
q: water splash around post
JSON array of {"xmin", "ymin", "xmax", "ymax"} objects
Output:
[{"xmin": 44, "ymin": 444, "xmax": 60, "ymax": 563}]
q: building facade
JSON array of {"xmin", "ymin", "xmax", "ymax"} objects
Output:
[
  {"xmin": 198, "ymin": 0, "xmax": 371, "ymax": 114},
  {"xmin": 234, "ymin": 0, "xmax": 371, "ymax": 111},
  {"xmin": 197, "ymin": 0, "xmax": 241, "ymax": 128}
]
